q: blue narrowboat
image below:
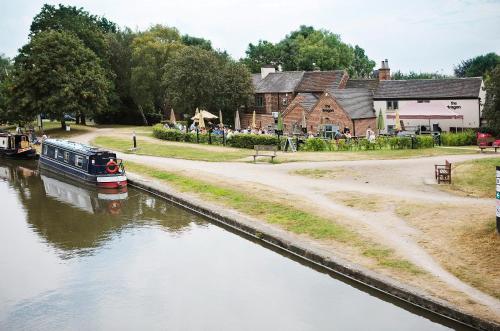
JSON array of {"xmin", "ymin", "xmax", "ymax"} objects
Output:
[{"xmin": 39, "ymin": 139, "xmax": 127, "ymax": 189}]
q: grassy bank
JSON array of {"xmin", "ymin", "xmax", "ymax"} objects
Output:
[
  {"xmin": 125, "ymin": 161, "xmax": 422, "ymax": 275},
  {"xmin": 92, "ymin": 136, "xmax": 252, "ymax": 162},
  {"xmin": 445, "ymin": 158, "xmax": 499, "ymax": 198}
]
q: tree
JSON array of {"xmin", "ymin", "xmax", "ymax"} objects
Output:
[
  {"xmin": 454, "ymin": 53, "xmax": 499, "ymax": 78},
  {"xmin": 29, "ymin": 4, "xmax": 118, "ymax": 124},
  {"xmin": 392, "ymin": 70, "xmax": 449, "ymax": 80},
  {"xmin": 163, "ymin": 47, "xmax": 254, "ymax": 120},
  {"xmin": 10, "ymin": 31, "xmax": 111, "ymax": 129},
  {"xmin": 241, "ymin": 25, "xmax": 374, "ymax": 74},
  {"xmin": 130, "ymin": 25, "xmax": 184, "ymax": 124},
  {"xmin": 350, "ymin": 45, "xmax": 376, "ymax": 78},
  {"xmin": 181, "ymin": 34, "xmax": 212, "ymax": 50},
  {"xmin": 0, "ymin": 54, "xmax": 13, "ymax": 123},
  {"xmin": 482, "ymin": 65, "xmax": 500, "ymax": 134}
]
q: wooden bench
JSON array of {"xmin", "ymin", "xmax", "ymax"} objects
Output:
[
  {"xmin": 253, "ymin": 145, "xmax": 277, "ymax": 162},
  {"xmin": 478, "ymin": 136, "xmax": 499, "ymax": 153},
  {"xmin": 435, "ymin": 160, "xmax": 452, "ymax": 184}
]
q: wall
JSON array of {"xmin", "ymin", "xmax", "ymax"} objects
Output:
[
  {"xmin": 374, "ymin": 99, "xmax": 481, "ymax": 132},
  {"xmin": 354, "ymin": 118, "xmax": 377, "ymax": 137},
  {"xmin": 240, "ymin": 113, "xmax": 275, "ymax": 131}
]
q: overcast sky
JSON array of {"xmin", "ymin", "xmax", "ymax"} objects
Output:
[{"xmin": 1, "ymin": 0, "xmax": 499, "ymax": 74}]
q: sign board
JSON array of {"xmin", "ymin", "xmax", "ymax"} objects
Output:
[{"xmin": 497, "ymin": 167, "xmax": 500, "ymax": 232}]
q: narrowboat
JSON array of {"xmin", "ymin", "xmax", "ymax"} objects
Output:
[
  {"xmin": 0, "ymin": 131, "xmax": 37, "ymax": 159},
  {"xmin": 39, "ymin": 139, "xmax": 127, "ymax": 189}
]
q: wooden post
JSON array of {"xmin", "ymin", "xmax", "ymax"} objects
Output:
[
  {"xmin": 496, "ymin": 166, "xmax": 500, "ymax": 233},
  {"xmin": 133, "ymin": 131, "xmax": 137, "ymax": 149}
]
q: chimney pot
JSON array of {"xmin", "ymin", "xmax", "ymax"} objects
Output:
[{"xmin": 261, "ymin": 65, "xmax": 276, "ymax": 79}]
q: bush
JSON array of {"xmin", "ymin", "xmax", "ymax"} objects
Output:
[
  {"xmin": 301, "ymin": 138, "xmax": 328, "ymax": 151},
  {"xmin": 388, "ymin": 136, "xmax": 412, "ymax": 149},
  {"xmin": 226, "ymin": 134, "xmax": 280, "ymax": 149},
  {"xmin": 416, "ymin": 135, "xmax": 434, "ymax": 148},
  {"xmin": 441, "ymin": 130, "xmax": 476, "ymax": 146},
  {"xmin": 152, "ymin": 124, "xmax": 224, "ymax": 145}
]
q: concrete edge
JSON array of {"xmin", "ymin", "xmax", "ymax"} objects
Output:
[{"xmin": 127, "ymin": 174, "xmax": 499, "ymax": 331}]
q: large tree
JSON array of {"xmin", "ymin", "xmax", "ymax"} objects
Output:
[
  {"xmin": 241, "ymin": 26, "xmax": 375, "ymax": 75},
  {"xmin": 454, "ymin": 53, "xmax": 499, "ymax": 78},
  {"xmin": 10, "ymin": 30, "xmax": 111, "ymax": 129},
  {"xmin": 0, "ymin": 54, "xmax": 13, "ymax": 123},
  {"xmin": 163, "ymin": 47, "xmax": 253, "ymax": 120},
  {"xmin": 130, "ymin": 25, "xmax": 184, "ymax": 124},
  {"xmin": 482, "ymin": 65, "xmax": 500, "ymax": 134},
  {"xmin": 392, "ymin": 70, "xmax": 449, "ymax": 80}
]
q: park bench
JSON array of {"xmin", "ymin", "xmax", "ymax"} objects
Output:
[
  {"xmin": 253, "ymin": 145, "xmax": 277, "ymax": 162},
  {"xmin": 435, "ymin": 160, "xmax": 452, "ymax": 184},
  {"xmin": 477, "ymin": 135, "xmax": 499, "ymax": 153}
]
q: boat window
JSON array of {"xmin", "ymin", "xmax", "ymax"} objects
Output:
[
  {"xmin": 75, "ymin": 155, "xmax": 83, "ymax": 167},
  {"xmin": 64, "ymin": 151, "xmax": 69, "ymax": 162},
  {"xmin": 43, "ymin": 145, "xmax": 47, "ymax": 155},
  {"xmin": 55, "ymin": 149, "xmax": 58, "ymax": 159}
]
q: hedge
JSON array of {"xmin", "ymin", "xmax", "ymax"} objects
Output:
[
  {"xmin": 152, "ymin": 124, "xmax": 224, "ymax": 145},
  {"xmin": 441, "ymin": 130, "xmax": 476, "ymax": 146},
  {"xmin": 299, "ymin": 136, "xmax": 435, "ymax": 152},
  {"xmin": 226, "ymin": 134, "xmax": 280, "ymax": 149}
]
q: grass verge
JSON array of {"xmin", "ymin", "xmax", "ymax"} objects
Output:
[
  {"xmin": 441, "ymin": 158, "xmax": 499, "ymax": 198},
  {"xmin": 125, "ymin": 161, "xmax": 422, "ymax": 275},
  {"xmin": 93, "ymin": 136, "xmax": 252, "ymax": 162}
]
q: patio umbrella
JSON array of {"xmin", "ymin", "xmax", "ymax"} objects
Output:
[
  {"xmin": 395, "ymin": 108, "xmax": 401, "ymax": 131},
  {"xmin": 252, "ymin": 110, "xmax": 256, "ymax": 129},
  {"xmin": 301, "ymin": 110, "xmax": 307, "ymax": 128},
  {"xmin": 169, "ymin": 108, "xmax": 176, "ymax": 125},
  {"xmin": 376, "ymin": 109, "xmax": 384, "ymax": 133},
  {"xmin": 234, "ymin": 110, "xmax": 241, "ymax": 131},
  {"xmin": 191, "ymin": 109, "xmax": 217, "ymax": 120},
  {"xmin": 219, "ymin": 110, "xmax": 223, "ymax": 127},
  {"xmin": 198, "ymin": 109, "xmax": 206, "ymax": 129},
  {"xmin": 193, "ymin": 108, "xmax": 200, "ymax": 122},
  {"xmin": 277, "ymin": 112, "xmax": 283, "ymax": 131}
]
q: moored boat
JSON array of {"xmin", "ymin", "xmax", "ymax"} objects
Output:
[
  {"xmin": 0, "ymin": 131, "xmax": 37, "ymax": 159},
  {"xmin": 39, "ymin": 139, "xmax": 127, "ymax": 189}
]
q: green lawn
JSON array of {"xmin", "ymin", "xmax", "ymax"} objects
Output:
[
  {"xmin": 92, "ymin": 136, "xmax": 252, "ymax": 162},
  {"xmin": 125, "ymin": 161, "xmax": 422, "ymax": 275},
  {"xmin": 448, "ymin": 157, "xmax": 500, "ymax": 198}
]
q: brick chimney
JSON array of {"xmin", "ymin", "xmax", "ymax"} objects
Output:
[
  {"xmin": 261, "ymin": 64, "xmax": 276, "ymax": 79},
  {"xmin": 378, "ymin": 59, "xmax": 390, "ymax": 80}
]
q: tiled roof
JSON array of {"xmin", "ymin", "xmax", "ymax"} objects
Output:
[
  {"xmin": 296, "ymin": 93, "xmax": 319, "ymax": 112},
  {"xmin": 345, "ymin": 79, "xmax": 379, "ymax": 93},
  {"xmin": 254, "ymin": 71, "xmax": 304, "ymax": 93},
  {"xmin": 330, "ymin": 88, "xmax": 376, "ymax": 119},
  {"xmin": 251, "ymin": 74, "xmax": 262, "ymax": 88},
  {"xmin": 374, "ymin": 78, "xmax": 482, "ymax": 99},
  {"xmin": 296, "ymin": 70, "xmax": 346, "ymax": 92}
]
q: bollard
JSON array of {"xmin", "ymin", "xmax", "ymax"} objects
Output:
[
  {"xmin": 196, "ymin": 128, "xmax": 199, "ymax": 144},
  {"xmin": 222, "ymin": 130, "xmax": 226, "ymax": 146},
  {"xmin": 496, "ymin": 166, "xmax": 500, "ymax": 233},
  {"xmin": 133, "ymin": 131, "xmax": 137, "ymax": 149}
]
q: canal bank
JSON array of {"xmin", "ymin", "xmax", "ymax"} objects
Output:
[{"xmin": 126, "ymin": 172, "xmax": 499, "ymax": 331}]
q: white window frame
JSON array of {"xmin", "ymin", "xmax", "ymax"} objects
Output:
[{"xmin": 75, "ymin": 155, "xmax": 83, "ymax": 167}]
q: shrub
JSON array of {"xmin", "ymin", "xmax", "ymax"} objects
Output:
[
  {"xmin": 301, "ymin": 138, "xmax": 328, "ymax": 151},
  {"xmin": 388, "ymin": 136, "xmax": 412, "ymax": 149},
  {"xmin": 416, "ymin": 135, "xmax": 434, "ymax": 148},
  {"xmin": 226, "ymin": 134, "xmax": 280, "ymax": 149},
  {"xmin": 153, "ymin": 124, "xmax": 224, "ymax": 145},
  {"xmin": 441, "ymin": 130, "xmax": 477, "ymax": 146}
]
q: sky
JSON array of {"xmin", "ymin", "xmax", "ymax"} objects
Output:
[{"xmin": 1, "ymin": 0, "xmax": 499, "ymax": 74}]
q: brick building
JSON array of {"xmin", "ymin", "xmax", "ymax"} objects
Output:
[{"xmin": 242, "ymin": 59, "xmax": 485, "ymax": 136}]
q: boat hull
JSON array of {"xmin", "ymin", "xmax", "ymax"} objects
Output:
[
  {"xmin": 0, "ymin": 147, "xmax": 38, "ymax": 159},
  {"xmin": 39, "ymin": 156, "xmax": 127, "ymax": 189}
]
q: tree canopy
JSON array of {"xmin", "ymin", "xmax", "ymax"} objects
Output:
[
  {"xmin": 9, "ymin": 30, "xmax": 110, "ymax": 127},
  {"xmin": 454, "ymin": 53, "xmax": 499, "ymax": 78},
  {"xmin": 241, "ymin": 25, "xmax": 375, "ymax": 77},
  {"xmin": 482, "ymin": 64, "xmax": 500, "ymax": 134},
  {"xmin": 391, "ymin": 70, "xmax": 450, "ymax": 80},
  {"xmin": 163, "ymin": 47, "xmax": 253, "ymax": 122}
]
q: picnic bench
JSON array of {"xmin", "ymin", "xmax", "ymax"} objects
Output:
[
  {"xmin": 253, "ymin": 145, "xmax": 277, "ymax": 162},
  {"xmin": 477, "ymin": 134, "xmax": 499, "ymax": 153},
  {"xmin": 435, "ymin": 160, "xmax": 452, "ymax": 184}
]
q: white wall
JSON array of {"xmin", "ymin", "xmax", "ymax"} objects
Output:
[{"xmin": 374, "ymin": 99, "xmax": 481, "ymax": 132}]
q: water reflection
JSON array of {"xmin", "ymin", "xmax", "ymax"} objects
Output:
[{"xmin": 0, "ymin": 160, "xmax": 204, "ymax": 257}]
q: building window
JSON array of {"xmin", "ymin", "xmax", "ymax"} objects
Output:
[
  {"xmin": 386, "ymin": 100, "xmax": 399, "ymax": 110},
  {"xmin": 64, "ymin": 151, "xmax": 69, "ymax": 162},
  {"xmin": 282, "ymin": 97, "xmax": 288, "ymax": 106},
  {"xmin": 255, "ymin": 95, "xmax": 264, "ymax": 107},
  {"xmin": 417, "ymin": 100, "xmax": 430, "ymax": 103},
  {"xmin": 75, "ymin": 155, "xmax": 83, "ymax": 167}
]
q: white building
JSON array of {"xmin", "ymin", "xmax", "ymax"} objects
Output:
[{"xmin": 347, "ymin": 60, "xmax": 485, "ymax": 133}]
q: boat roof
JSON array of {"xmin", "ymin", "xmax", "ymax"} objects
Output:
[{"xmin": 43, "ymin": 139, "xmax": 108, "ymax": 156}]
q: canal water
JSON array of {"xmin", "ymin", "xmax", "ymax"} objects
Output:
[{"xmin": 0, "ymin": 160, "xmax": 470, "ymax": 331}]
